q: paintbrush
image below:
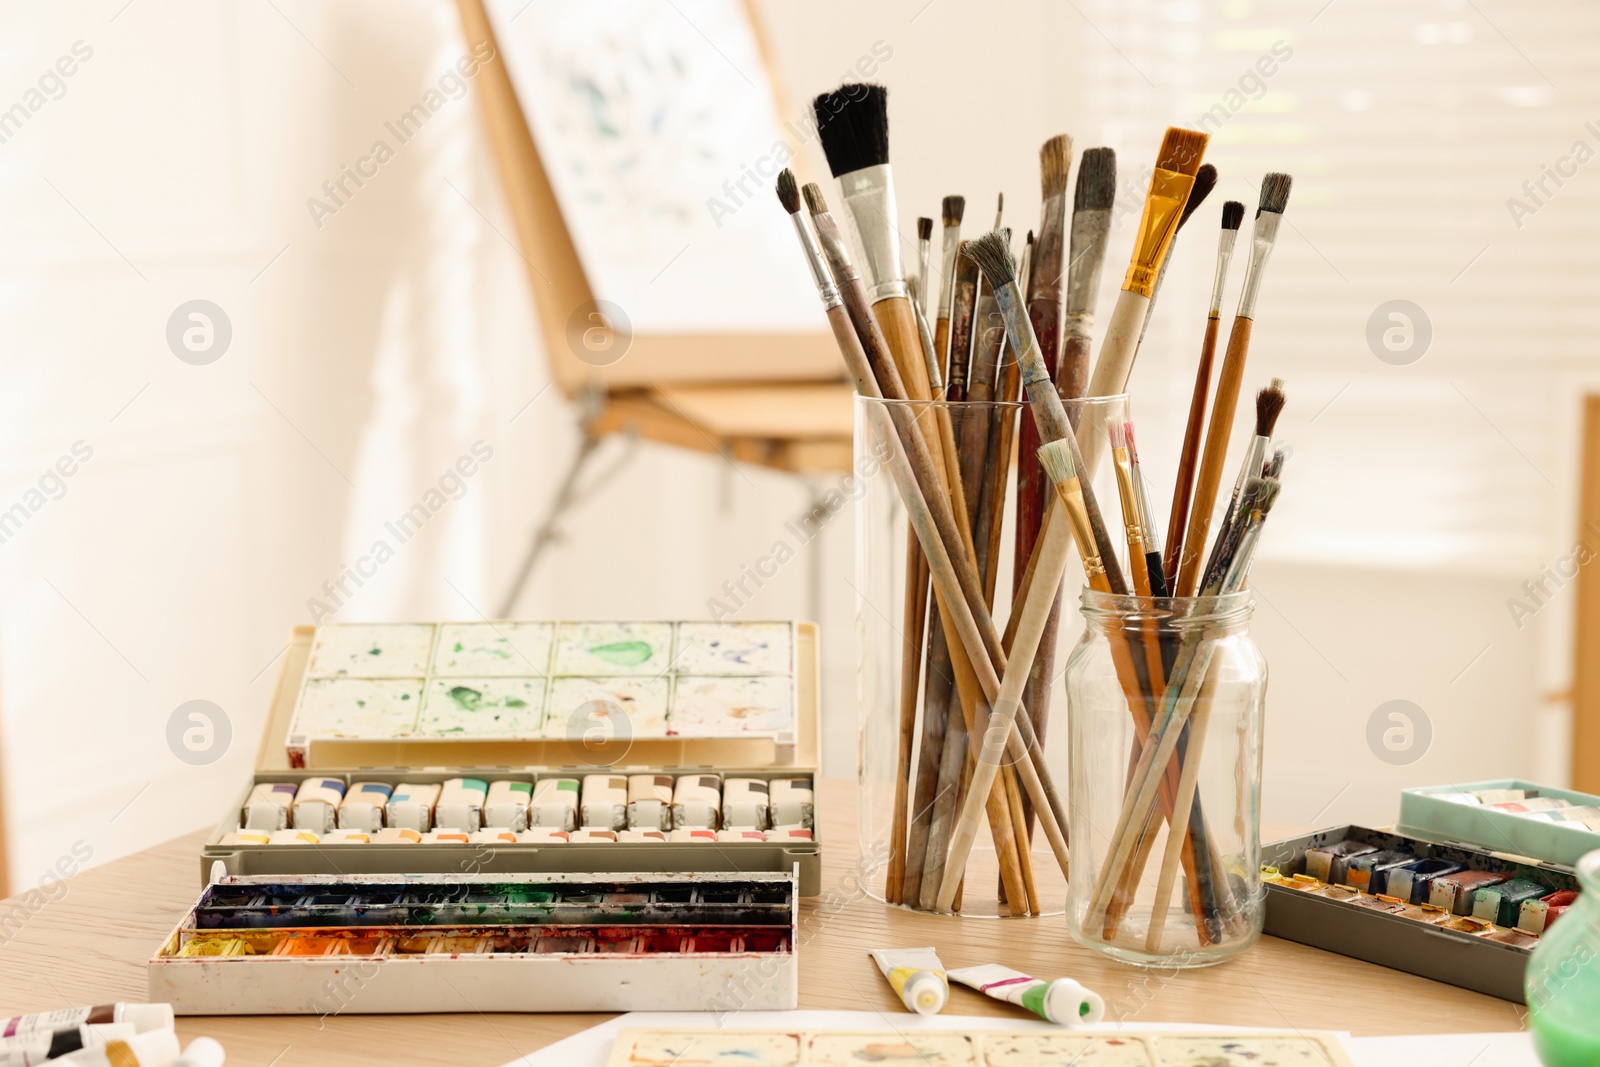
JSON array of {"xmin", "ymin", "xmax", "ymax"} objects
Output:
[
  {"xmin": 1176, "ymin": 173, "xmax": 1293, "ymax": 596},
  {"xmin": 1077, "ymin": 127, "xmax": 1209, "ymax": 477},
  {"xmin": 1124, "ymin": 420, "xmax": 1167, "ymax": 597},
  {"xmin": 1060, "ymin": 147, "xmax": 1117, "ymax": 404},
  {"xmin": 935, "ymin": 196, "xmax": 966, "ymax": 372},
  {"xmin": 1164, "ymin": 199, "xmax": 1245, "ymax": 590},
  {"xmin": 1201, "ymin": 379, "xmax": 1284, "ymax": 582},
  {"xmin": 1133, "ymin": 163, "xmax": 1217, "ymax": 358},
  {"xmin": 917, "ymin": 216, "xmax": 934, "ymax": 319},
  {"xmin": 945, "ymin": 242, "xmax": 979, "ymax": 402}
]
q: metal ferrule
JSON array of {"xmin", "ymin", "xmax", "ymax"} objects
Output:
[
  {"xmin": 992, "ymin": 280, "xmax": 1049, "ymax": 389},
  {"xmin": 1235, "ymin": 210, "xmax": 1283, "ymax": 319},
  {"xmin": 912, "ymin": 294, "xmax": 943, "ymax": 392},
  {"xmin": 789, "ymin": 213, "xmax": 841, "ymax": 311},
  {"xmin": 1121, "ymin": 167, "xmax": 1196, "ymax": 298},
  {"xmin": 916, "ymin": 239, "xmax": 931, "ymax": 315},
  {"xmin": 1112, "ymin": 449, "xmax": 1144, "ymax": 546},
  {"xmin": 1065, "ymin": 209, "xmax": 1112, "ymax": 319},
  {"xmin": 1131, "ymin": 464, "xmax": 1161, "ymax": 554},
  {"xmin": 838, "ymin": 165, "xmax": 907, "ymax": 302},
  {"xmin": 1030, "ymin": 193, "xmax": 1067, "ymax": 302},
  {"xmin": 1229, "ymin": 436, "xmax": 1269, "ymax": 509},
  {"xmin": 1053, "ymin": 481, "xmax": 1105, "ymax": 578},
  {"xmin": 1208, "ymin": 228, "xmax": 1239, "ymax": 317},
  {"xmin": 812, "ymin": 212, "xmax": 863, "ymax": 286},
  {"xmin": 937, "ymin": 228, "xmax": 961, "ymax": 321}
]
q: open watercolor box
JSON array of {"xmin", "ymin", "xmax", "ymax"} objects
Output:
[
  {"xmin": 1262, "ymin": 780, "xmax": 1597, "ymax": 1002},
  {"xmin": 200, "ymin": 621, "xmax": 823, "ymax": 894},
  {"xmin": 150, "ymin": 870, "xmax": 797, "ymax": 1014}
]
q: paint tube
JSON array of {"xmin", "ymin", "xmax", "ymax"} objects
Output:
[
  {"xmin": 0, "ymin": 1024, "xmax": 134, "ymax": 1066},
  {"xmin": 946, "ymin": 964, "xmax": 1104, "ymax": 1026},
  {"xmin": 51, "ymin": 1029, "xmax": 180, "ymax": 1066},
  {"xmin": 173, "ymin": 1037, "xmax": 226, "ymax": 1067},
  {"xmin": 868, "ymin": 947, "xmax": 948, "ymax": 1015},
  {"xmin": 0, "ymin": 1004, "xmax": 172, "ymax": 1037}
]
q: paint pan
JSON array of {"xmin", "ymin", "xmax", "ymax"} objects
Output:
[
  {"xmin": 717, "ymin": 829, "xmax": 764, "ymax": 842},
  {"xmin": 582, "ymin": 775, "xmax": 629, "ymax": 830},
  {"xmin": 1344, "ymin": 849, "xmax": 1414, "ymax": 894},
  {"xmin": 670, "ymin": 829, "xmax": 716, "ymax": 843},
  {"xmin": 241, "ymin": 783, "xmax": 297, "ymax": 831},
  {"xmin": 421, "ymin": 831, "xmax": 470, "ymax": 844},
  {"xmin": 722, "ymin": 778, "xmax": 770, "ymax": 829},
  {"xmin": 1427, "ymin": 870, "xmax": 1507, "ymax": 915},
  {"xmin": 485, "ymin": 780, "xmax": 532, "ymax": 830},
  {"xmin": 1303, "ymin": 840, "xmax": 1376, "ymax": 884},
  {"xmin": 765, "ymin": 827, "xmax": 812, "ymax": 841},
  {"xmin": 220, "ymin": 832, "xmax": 270, "ymax": 846},
  {"xmin": 1385, "ymin": 858, "xmax": 1464, "ymax": 904},
  {"xmin": 672, "ymin": 775, "xmax": 721, "ymax": 829},
  {"xmin": 517, "ymin": 828, "xmax": 569, "ymax": 844},
  {"xmin": 372, "ymin": 827, "xmax": 422, "ymax": 844},
  {"xmin": 320, "ymin": 829, "xmax": 370, "ymax": 844},
  {"xmin": 387, "ymin": 783, "xmax": 441, "ymax": 832},
  {"xmin": 618, "ymin": 829, "xmax": 666, "ymax": 843},
  {"xmin": 534, "ymin": 935, "xmax": 594, "ymax": 954},
  {"xmin": 627, "ymin": 775, "xmax": 673, "ymax": 831},
  {"xmin": 470, "ymin": 830, "xmax": 517, "ymax": 845},
  {"xmin": 268, "ymin": 830, "xmax": 318, "ymax": 845},
  {"xmin": 436, "ymin": 777, "xmax": 488, "ymax": 830},
  {"xmin": 339, "ymin": 782, "xmax": 393, "ymax": 831},
  {"xmin": 770, "ymin": 778, "xmax": 814, "ymax": 828},
  {"xmin": 292, "ymin": 778, "xmax": 346, "ymax": 833},
  {"xmin": 571, "ymin": 829, "xmax": 618, "ymax": 843},
  {"xmin": 1471, "ymin": 877, "xmax": 1549, "ymax": 925},
  {"xmin": 530, "ymin": 778, "xmax": 579, "ymax": 830}
]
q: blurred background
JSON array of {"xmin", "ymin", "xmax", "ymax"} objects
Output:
[{"xmin": 0, "ymin": 0, "xmax": 1593, "ymax": 889}]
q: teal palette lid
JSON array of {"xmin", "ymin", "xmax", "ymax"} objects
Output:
[{"xmin": 1398, "ymin": 780, "xmax": 1600, "ymax": 868}]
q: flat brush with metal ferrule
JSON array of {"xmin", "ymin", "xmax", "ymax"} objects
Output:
[
  {"xmin": 1176, "ymin": 172, "xmax": 1293, "ymax": 597},
  {"xmin": 1079, "ymin": 126, "xmax": 1209, "ymax": 478}
]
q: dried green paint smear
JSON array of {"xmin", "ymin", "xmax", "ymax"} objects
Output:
[
  {"xmin": 448, "ymin": 686, "xmax": 483, "ymax": 710},
  {"xmin": 588, "ymin": 640, "xmax": 653, "ymax": 666}
]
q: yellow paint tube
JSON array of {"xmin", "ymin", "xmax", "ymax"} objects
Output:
[{"xmin": 868, "ymin": 947, "xmax": 947, "ymax": 1015}]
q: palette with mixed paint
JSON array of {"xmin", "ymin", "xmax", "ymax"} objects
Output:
[
  {"xmin": 1263, "ymin": 814, "xmax": 1583, "ymax": 1002},
  {"xmin": 604, "ymin": 1028, "xmax": 1357, "ymax": 1067},
  {"xmin": 150, "ymin": 871, "xmax": 797, "ymax": 1015},
  {"xmin": 286, "ymin": 620, "xmax": 800, "ymax": 767}
]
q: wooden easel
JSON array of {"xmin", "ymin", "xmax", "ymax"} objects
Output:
[{"xmin": 453, "ymin": 0, "xmax": 855, "ymax": 613}]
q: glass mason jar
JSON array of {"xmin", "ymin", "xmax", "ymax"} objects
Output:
[
  {"xmin": 1526, "ymin": 849, "xmax": 1600, "ymax": 1066},
  {"xmin": 1064, "ymin": 589, "xmax": 1266, "ymax": 965},
  {"xmin": 854, "ymin": 392, "xmax": 1129, "ymax": 918}
]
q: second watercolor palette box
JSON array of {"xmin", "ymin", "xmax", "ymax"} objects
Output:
[
  {"xmin": 201, "ymin": 621, "xmax": 823, "ymax": 895},
  {"xmin": 1262, "ymin": 781, "xmax": 1598, "ymax": 1003},
  {"xmin": 150, "ymin": 870, "xmax": 798, "ymax": 1014}
]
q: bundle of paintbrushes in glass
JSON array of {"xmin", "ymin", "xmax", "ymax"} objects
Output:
[{"xmin": 775, "ymin": 83, "xmax": 1293, "ymax": 943}]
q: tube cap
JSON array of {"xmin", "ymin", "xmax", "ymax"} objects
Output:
[
  {"xmin": 175, "ymin": 1036, "xmax": 227, "ymax": 1067},
  {"xmin": 123, "ymin": 1003, "xmax": 176, "ymax": 1034},
  {"xmin": 901, "ymin": 970, "xmax": 948, "ymax": 1015},
  {"xmin": 1042, "ymin": 978, "xmax": 1105, "ymax": 1026}
]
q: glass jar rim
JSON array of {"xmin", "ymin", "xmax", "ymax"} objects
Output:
[
  {"xmin": 1078, "ymin": 588, "xmax": 1256, "ymax": 625},
  {"xmin": 854, "ymin": 392, "xmax": 1130, "ymax": 413}
]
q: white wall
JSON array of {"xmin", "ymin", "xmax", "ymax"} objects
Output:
[{"xmin": 0, "ymin": 0, "xmax": 1576, "ymax": 891}]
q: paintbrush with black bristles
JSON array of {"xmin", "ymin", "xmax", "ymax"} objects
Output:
[
  {"xmin": 1201, "ymin": 378, "xmax": 1285, "ymax": 582},
  {"xmin": 1176, "ymin": 172, "xmax": 1293, "ymax": 596},
  {"xmin": 813, "ymin": 84, "xmax": 932, "ymax": 408},
  {"xmin": 935, "ymin": 196, "xmax": 965, "ymax": 375},
  {"xmin": 1133, "ymin": 162, "xmax": 1217, "ymax": 358},
  {"xmin": 1164, "ymin": 198, "xmax": 1245, "ymax": 589},
  {"xmin": 916, "ymin": 216, "xmax": 934, "ymax": 320}
]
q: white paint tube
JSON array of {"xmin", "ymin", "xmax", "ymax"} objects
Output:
[
  {"xmin": 868, "ymin": 947, "xmax": 947, "ymax": 1015},
  {"xmin": 946, "ymin": 964, "xmax": 1104, "ymax": 1026}
]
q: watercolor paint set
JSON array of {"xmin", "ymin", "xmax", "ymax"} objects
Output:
[
  {"xmin": 604, "ymin": 1028, "xmax": 1357, "ymax": 1067},
  {"xmin": 200, "ymin": 622, "xmax": 823, "ymax": 893},
  {"xmin": 287, "ymin": 620, "xmax": 803, "ymax": 768},
  {"xmin": 149, "ymin": 870, "xmax": 797, "ymax": 1015},
  {"xmin": 1398, "ymin": 779, "xmax": 1600, "ymax": 865},
  {"xmin": 1262, "ymin": 795, "xmax": 1587, "ymax": 1001}
]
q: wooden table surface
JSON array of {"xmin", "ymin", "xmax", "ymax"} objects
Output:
[{"xmin": 0, "ymin": 783, "xmax": 1524, "ymax": 1066}]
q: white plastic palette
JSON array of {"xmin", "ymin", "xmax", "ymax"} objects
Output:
[{"xmin": 286, "ymin": 621, "xmax": 797, "ymax": 765}]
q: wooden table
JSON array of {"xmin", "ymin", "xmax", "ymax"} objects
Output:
[{"xmin": 0, "ymin": 784, "xmax": 1523, "ymax": 1066}]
